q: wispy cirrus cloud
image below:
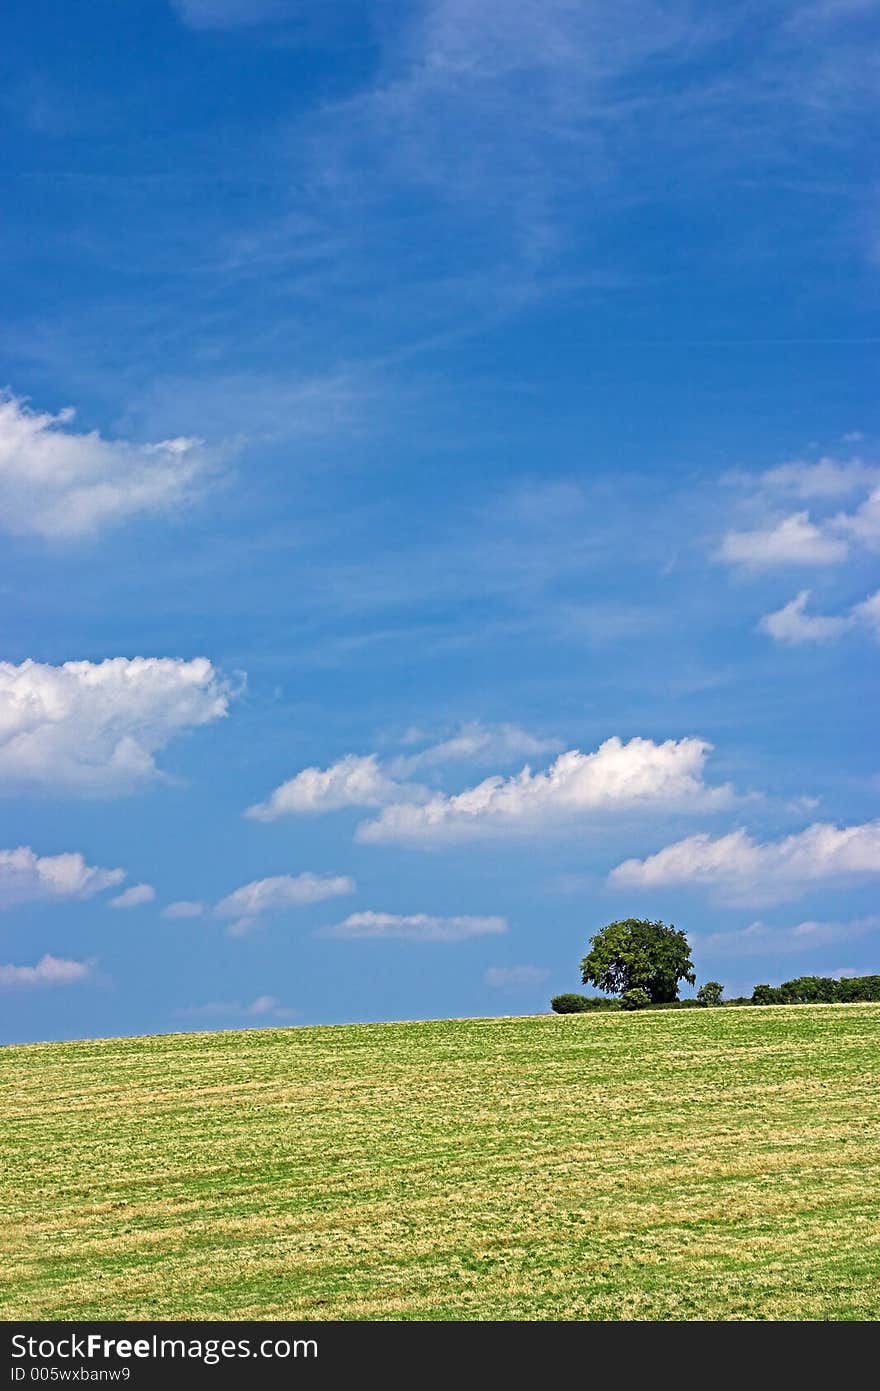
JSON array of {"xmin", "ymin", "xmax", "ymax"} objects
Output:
[{"xmin": 0, "ymin": 657, "xmax": 235, "ymax": 795}]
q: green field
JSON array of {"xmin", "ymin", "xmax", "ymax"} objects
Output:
[{"xmin": 3, "ymin": 1005, "xmax": 879, "ymax": 1321}]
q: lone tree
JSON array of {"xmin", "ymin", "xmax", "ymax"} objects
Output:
[{"xmin": 581, "ymin": 919, "xmax": 695, "ymax": 1004}]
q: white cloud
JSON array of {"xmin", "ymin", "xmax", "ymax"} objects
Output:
[
  {"xmin": 162, "ymin": 899, "xmax": 205, "ymax": 919},
  {"xmin": 245, "ymin": 753, "xmax": 420, "ymax": 821},
  {"xmin": 611, "ymin": 820, "xmax": 880, "ymax": 903},
  {"xmin": 358, "ymin": 736, "xmax": 735, "ymax": 845},
  {"xmin": 694, "ymin": 915, "xmax": 880, "ymax": 957},
  {"xmin": 0, "ymin": 393, "xmax": 212, "ymax": 540},
  {"xmin": 761, "ymin": 457, "xmax": 879, "ymax": 499},
  {"xmin": 247, "ymin": 725, "xmax": 562, "ymax": 822},
  {"xmin": 718, "ymin": 511, "xmax": 849, "ymax": 568},
  {"xmin": 484, "ymin": 964, "xmax": 550, "ymax": 988},
  {"xmin": 175, "ymin": 994, "xmax": 297, "ymax": 1020},
  {"xmin": 834, "ymin": 484, "xmax": 880, "ymax": 550},
  {"xmin": 758, "ymin": 590, "xmax": 854, "ymax": 644},
  {"xmin": 318, "ymin": 911, "xmax": 508, "ymax": 942},
  {"xmin": 852, "ymin": 589, "xmax": 880, "ymax": 638},
  {"xmin": 215, "ymin": 872, "xmax": 355, "ymax": 936},
  {"xmin": 0, "ymin": 954, "xmax": 93, "ymax": 989},
  {"xmin": 108, "ymin": 883, "xmax": 155, "ymax": 910},
  {"xmin": 0, "ymin": 846, "xmax": 124, "ymax": 907},
  {"xmin": 0, "ymin": 656, "xmax": 233, "ymax": 795},
  {"xmin": 758, "ymin": 586, "xmax": 880, "ymax": 647},
  {"xmin": 392, "ymin": 721, "xmax": 562, "ymax": 774}
]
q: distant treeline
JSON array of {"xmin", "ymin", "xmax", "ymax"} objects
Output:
[
  {"xmin": 751, "ymin": 974, "xmax": 880, "ymax": 1005},
  {"xmin": 551, "ymin": 974, "xmax": 880, "ymax": 1014}
]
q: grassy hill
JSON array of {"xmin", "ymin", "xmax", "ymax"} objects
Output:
[{"xmin": 3, "ymin": 1005, "xmax": 879, "ymax": 1321}]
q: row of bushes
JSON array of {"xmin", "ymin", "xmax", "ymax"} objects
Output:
[
  {"xmin": 752, "ymin": 974, "xmax": 880, "ymax": 1005},
  {"xmin": 551, "ymin": 994, "xmax": 620, "ymax": 1013},
  {"xmin": 552, "ymin": 974, "xmax": 880, "ymax": 1014},
  {"xmin": 551, "ymin": 992, "xmax": 706, "ymax": 1014}
]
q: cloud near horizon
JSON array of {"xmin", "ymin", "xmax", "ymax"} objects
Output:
[
  {"xmin": 610, "ymin": 820, "xmax": 880, "ymax": 904},
  {"xmin": 318, "ymin": 911, "xmax": 507, "ymax": 942},
  {"xmin": 175, "ymin": 993, "xmax": 297, "ymax": 1020},
  {"xmin": 0, "ymin": 656, "xmax": 234, "ymax": 795},
  {"xmin": 693, "ymin": 914, "xmax": 880, "ymax": 958},
  {"xmin": 0, "ymin": 954, "xmax": 93, "ymax": 989},
  {"xmin": 484, "ymin": 964, "xmax": 550, "ymax": 988},
  {"xmin": 0, "ymin": 393, "xmax": 215, "ymax": 540}
]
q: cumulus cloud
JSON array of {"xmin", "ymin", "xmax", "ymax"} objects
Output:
[
  {"xmin": 484, "ymin": 964, "xmax": 550, "ymax": 988},
  {"xmin": 0, "ymin": 393, "xmax": 213, "ymax": 540},
  {"xmin": 247, "ymin": 725, "xmax": 562, "ymax": 821},
  {"xmin": 0, "ymin": 846, "xmax": 124, "ymax": 908},
  {"xmin": 175, "ymin": 993, "xmax": 297, "ymax": 1020},
  {"xmin": 0, "ymin": 954, "xmax": 93, "ymax": 989},
  {"xmin": 758, "ymin": 590, "xmax": 854, "ymax": 644},
  {"xmin": 318, "ymin": 911, "xmax": 508, "ymax": 942},
  {"xmin": 358, "ymin": 736, "xmax": 735, "ymax": 845},
  {"xmin": 162, "ymin": 899, "xmax": 205, "ymax": 919},
  {"xmin": 215, "ymin": 872, "xmax": 355, "ymax": 936},
  {"xmin": 245, "ymin": 753, "xmax": 421, "ymax": 820},
  {"xmin": 610, "ymin": 820, "xmax": 880, "ymax": 903},
  {"xmin": 108, "ymin": 883, "xmax": 155, "ymax": 910},
  {"xmin": 0, "ymin": 656, "xmax": 233, "ymax": 795},
  {"xmin": 717, "ymin": 512, "xmax": 848, "ymax": 568}
]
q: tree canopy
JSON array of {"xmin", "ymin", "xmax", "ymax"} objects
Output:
[{"xmin": 581, "ymin": 919, "xmax": 695, "ymax": 1003}]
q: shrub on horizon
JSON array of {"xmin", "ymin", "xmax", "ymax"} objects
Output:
[
  {"xmin": 620, "ymin": 987, "xmax": 651, "ymax": 1011},
  {"xmin": 551, "ymin": 993, "xmax": 620, "ymax": 1014}
]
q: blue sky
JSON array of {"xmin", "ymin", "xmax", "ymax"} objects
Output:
[{"xmin": 2, "ymin": 0, "xmax": 879, "ymax": 1043}]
